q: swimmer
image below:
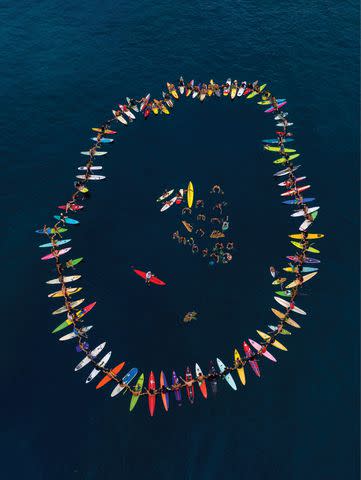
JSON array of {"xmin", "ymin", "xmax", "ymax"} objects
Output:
[
  {"xmin": 197, "ymin": 214, "xmax": 206, "ymax": 221},
  {"xmin": 172, "ymin": 230, "xmax": 180, "ymax": 240},
  {"xmin": 226, "ymin": 242, "xmax": 234, "ymax": 251},
  {"xmin": 196, "ymin": 228, "xmax": 205, "ymax": 237},
  {"xmin": 213, "ymin": 203, "xmax": 223, "ymax": 215},
  {"xmin": 196, "ymin": 199, "xmax": 204, "ymax": 208},
  {"xmin": 210, "ymin": 252, "xmax": 220, "ymax": 263},
  {"xmin": 183, "ymin": 311, "xmax": 197, "ymax": 323},
  {"xmin": 187, "ymin": 237, "xmax": 194, "ymax": 245},
  {"xmin": 201, "ymin": 248, "xmax": 209, "ymax": 257},
  {"xmin": 210, "ymin": 185, "xmax": 224, "ymax": 194},
  {"xmin": 210, "ymin": 217, "xmax": 221, "ymax": 224},
  {"xmin": 192, "ymin": 244, "xmax": 199, "ymax": 254},
  {"xmin": 182, "ymin": 207, "xmax": 192, "ymax": 215}
]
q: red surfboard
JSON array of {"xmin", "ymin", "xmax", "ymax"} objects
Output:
[
  {"xmin": 58, "ymin": 204, "xmax": 84, "ymax": 212},
  {"xmin": 148, "ymin": 371, "xmax": 156, "ymax": 416},
  {"xmin": 132, "ymin": 269, "xmax": 166, "ymax": 286}
]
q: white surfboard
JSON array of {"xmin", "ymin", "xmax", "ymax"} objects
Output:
[
  {"xmin": 74, "ymin": 342, "xmax": 106, "ymax": 372},
  {"xmin": 80, "ymin": 151, "xmax": 108, "ymax": 156},
  {"xmin": 78, "ymin": 166, "xmax": 103, "ymax": 171},
  {"xmin": 274, "ymin": 296, "xmax": 307, "ymax": 315},
  {"xmin": 47, "ymin": 275, "xmax": 81, "ymax": 285},
  {"xmin": 291, "ymin": 206, "xmax": 319, "ymax": 217},
  {"xmin": 59, "ymin": 325, "xmax": 93, "ymax": 341},
  {"xmin": 86, "ymin": 351, "xmax": 112, "ymax": 383},
  {"xmin": 76, "ymin": 175, "xmax": 106, "ymax": 181}
]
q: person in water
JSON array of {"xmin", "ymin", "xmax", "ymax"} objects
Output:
[
  {"xmin": 210, "ymin": 217, "xmax": 221, "ymax": 224},
  {"xmin": 202, "ymin": 248, "xmax": 209, "ymax": 257},
  {"xmin": 191, "ymin": 244, "xmax": 199, "ymax": 254},
  {"xmin": 210, "ymin": 185, "xmax": 223, "ymax": 194},
  {"xmin": 196, "ymin": 228, "xmax": 205, "ymax": 237},
  {"xmin": 196, "ymin": 199, "xmax": 204, "ymax": 208},
  {"xmin": 197, "ymin": 213, "xmax": 206, "ymax": 221},
  {"xmin": 182, "ymin": 207, "xmax": 192, "ymax": 215},
  {"xmin": 226, "ymin": 242, "xmax": 234, "ymax": 251}
]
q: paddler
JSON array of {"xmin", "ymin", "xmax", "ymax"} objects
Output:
[
  {"xmin": 127, "ymin": 97, "xmax": 138, "ymax": 110},
  {"xmin": 178, "ymin": 76, "xmax": 185, "ymax": 91},
  {"xmin": 167, "ymin": 82, "xmax": 176, "ymax": 94}
]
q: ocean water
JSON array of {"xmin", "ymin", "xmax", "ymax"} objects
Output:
[{"xmin": 1, "ymin": 1, "xmax": 359, "ymax": 479}]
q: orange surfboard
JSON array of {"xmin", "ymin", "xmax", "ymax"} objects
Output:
[{"xmin": 96, "ymin": 362, "xmax": 125, "ymax": 389}]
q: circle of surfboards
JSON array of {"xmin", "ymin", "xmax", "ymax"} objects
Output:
[{"xmin": 37, "ymin": 78, "xmax": 322, "ymax": 416}]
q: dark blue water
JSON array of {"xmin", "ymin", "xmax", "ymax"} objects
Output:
[{"xmin": 1, "ymin": 1, "xmax": 359, "ymax": 478}]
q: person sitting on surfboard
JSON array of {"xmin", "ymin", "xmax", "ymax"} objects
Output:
[{"xmin": 145, "ymin": 271, "xmax": 153, "ymax": 286}]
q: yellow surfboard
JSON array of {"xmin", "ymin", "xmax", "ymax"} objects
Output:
[
  {"xmin": 187, "ymin": 181, "xmax": 194, "ymax": 208},
  {"xmin": 256, "ymin": 330, "xmax": 288, "ymax": 351},
  {"xmin": 271, "ymin": 308, "xmax": 301, "ymax": 328},
  {"xmin": 48, "ymin": 287, "xmax": 82, "ymax": 298},
  {"xmin": 286, "ymin": 271, "xmax": 318, "ymax": 289},
  {"xmin": 289, "ymin": 233, "xmax": 324, "ymax": 240},
  {"xmin": 234, "ymin": 349, "xmax": 246, "ymax": 385}
]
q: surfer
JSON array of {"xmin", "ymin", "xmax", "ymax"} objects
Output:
[{"xmin": 145, "ymin": 271, "xmax": 153, "ymax": 285}]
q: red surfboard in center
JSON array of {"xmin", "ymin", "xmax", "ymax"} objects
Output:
[{"xmin": 132, "ymin": 269, "xmax": 166, "ymax": 286}]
